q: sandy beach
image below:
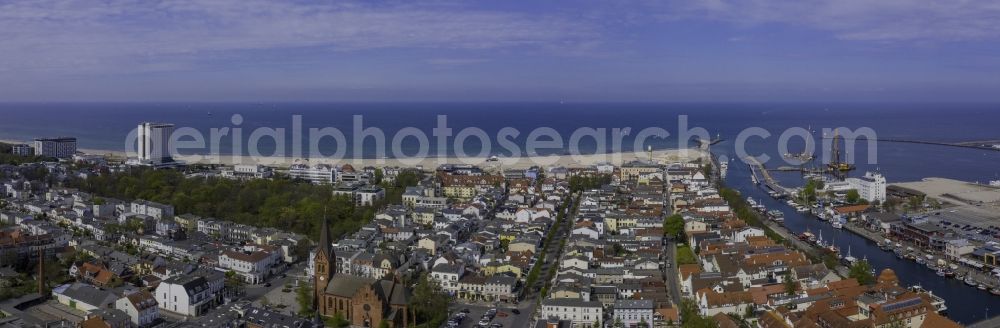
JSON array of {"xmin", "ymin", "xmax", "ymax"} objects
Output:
[
  {"xmin": 2, "ymin": 137, "xmax": 706, "ymax": 169},
  {"xmin": 173, "ymin": 148, "xmax": 707, "ymax": 169}
]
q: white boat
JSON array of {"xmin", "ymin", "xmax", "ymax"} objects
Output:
[
  {"xmin": 841, "ymin": 246, "xmax": 857, "ymax": 265},
  {"xmin": 831, "ymin": 220, "xmax": 843, "ymax": 229},
  {"xmin": 767, "ymin": 210, "xmax": 785, "ymax": 222}
]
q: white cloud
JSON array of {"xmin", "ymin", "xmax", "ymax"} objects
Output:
[
  {"xmin": 0, "ymin": 0, "xmax": 599, "ymax": 73},
  {"xmin": 662, "ymin": 0, "xmax": 1000, "ymax": 42}
]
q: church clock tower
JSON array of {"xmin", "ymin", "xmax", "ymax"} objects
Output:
[{"xmin": 314, "ymin": 216, "xmax": 335, "ymax": 310}]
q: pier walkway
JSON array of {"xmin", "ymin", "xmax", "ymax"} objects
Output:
[
  {"xmin": 746, "ymin": 157, "xmax": 796, "ymax": 196},
  {"xmin": 820, "ymin": 136, "xmax": 1000, "ymax": 152}
]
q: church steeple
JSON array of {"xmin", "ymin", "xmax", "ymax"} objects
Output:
[
  {"xmin": 317, "ymin": 215, "xmax": 332, "ymax": 261},
  {"xmin": 314, "ymin": 215, "xmax": 335, "ymax": 311}
]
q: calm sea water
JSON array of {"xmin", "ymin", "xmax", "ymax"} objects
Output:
[
  {"xmin": 1, "ymin": 102, "xmax": 998, "ymax": 170},
  {"xmin": 3, "ymin": 102, "xmax": 1000, "ymax": 323}
]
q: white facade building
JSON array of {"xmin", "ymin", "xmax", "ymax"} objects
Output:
[
  {"xmin": 594, "ymin": 162, "xmax": 615, "ymax": 174},
  {"xmin": 218, "ymin": 246, "xmax": 281, "ymax": 284},
  {"xmin": 155, "ymin": 276, "xmax": 215, "ymax": 316},
  {"xmin": 541, "ymin": 299, "xmax": 604, "ymax": 327},
  {"xmin": 130, "ymin": 200, "xmax": 175, "ymax": 220},
  {"xmin": 946, "ymin": 239, "xmax": 976, "ymax": 260},
  {"xmin": 431, "ymin": 263, "xmax": 464, "ymax": 294},
  {"xmin": 137, "ymin": 123, "xmax": 175, "ymax": 164},
  {"xmin": 11, "ymin": 144, "xmax": 33, "ymax": 156},
  {"xmin": 287, "ymin": 164, "xmax": 336, "ymax": 184},
  {"xmin": 220, "ymin": 164, "xmax": 273, "ymax": 180},
  {"xmin": 33, "ymin": 137, "xmax": 77, "ymax": 159},
  {"xmin": 115, "ymin": 290, "xmax": 159, "ymax": 327},
  {"xmin": 613, "ymin": 299, "xmax": 655, "ymax": 327},
  {"xmin": 847, "ymin": 171, "xmax": 887, "ymax": 203}
]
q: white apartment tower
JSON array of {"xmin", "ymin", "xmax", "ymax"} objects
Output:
[
  {"xmin": 847, "ymin": 171, "xmax": 887, "ymax": 203},
  {"xmin": 138, "ymin": 123, "xmax": 174, "ymax": 164}
]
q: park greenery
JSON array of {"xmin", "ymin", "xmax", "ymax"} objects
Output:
[
  {"xmin": 568, "ymin": 174, "xmax": 612, "ymax": 192},
  {"xmin": 676, "ymin": 244, "xmax": 698, "ymax": 265},
  {"xmin": 0, "ymin": 250, "xmax": 76, "ymax": 302},
  {"xmin": 66, "ymin": 168, "xmax": 421, "ymax": 240}
]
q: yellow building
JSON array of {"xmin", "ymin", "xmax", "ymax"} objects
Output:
[
  {"xmin": 442, "ymin": 185, "xmax": 477, "ymax": 200},
  {"xmin": 605, "ymin": 215, "xmax": 639, "ymax": 233},
  {"xmin": 620, "ymin": 161, "xmax": 660, "ymax": 181},
  {"xmin": 498, "ymin": 232, "xmax": 518, "ymax": 243},
  {"xmin": 483, "ymin": 263, "xmax": 523, "ymax": 278}
]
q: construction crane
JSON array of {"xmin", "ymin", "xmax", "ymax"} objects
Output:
[{"xmin": 827, "ymin": 128, "xmax": 854, "ymax": 174}]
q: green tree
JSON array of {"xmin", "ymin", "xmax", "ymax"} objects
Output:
[
  {"xmin": 411, "ymin": 272, "xmax": 450, "ymax": 326},
  {"xmin": 663, "ymin": 214, "xmax": 684, "ymax": 239},
  {"xmin": 784, "ymin": 272, "xmax": 796, "ymax": 295},
  {"xmin": 679, "ymin": 299, "xmax": 718, "ymax": 328},
  {"xmin": 326, "ymin": 313, "xmax": 349, "ymax": 328},
  {"xmin": 65, "ymin": 168, "xmax": 419, "ymax": 241},
  {"xmin": 799, "ymin": 179, "xmax": 822, "ymax": 203},
  {"xmin": 612, "ymin": 243, "xmax": 627, "ymax": 256},
  {"xmin": 821, "ymin": 253, "xmax": 839, "ymax": 270},
  {"xmin": 849, "ymin": 260, "xmax": 875, "ymax": 285},
  {"xmin": 846, "ymin": 189, "xmax": 861, "ymax": 204},
  {"xmin": 296, "ymin": 281, "xmax": 314, "ymax": 316}
]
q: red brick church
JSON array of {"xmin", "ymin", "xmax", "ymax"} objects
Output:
[{"xmin": 314, "ymin": 218, "xmax": 411, "ymax": 327}]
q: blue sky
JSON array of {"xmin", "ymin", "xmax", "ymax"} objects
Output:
[{"xmin": 2, "ymin": 0, "xmax": 999, "ymax": 102}]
